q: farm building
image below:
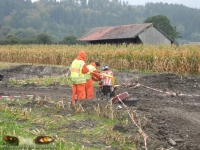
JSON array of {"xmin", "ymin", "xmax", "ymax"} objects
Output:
[{"xmin": 77, "ymin": 23, "xmax": 175, "ymax": 45}]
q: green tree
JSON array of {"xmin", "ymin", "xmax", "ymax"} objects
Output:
[
  {"xmin": 190, "ymin": 32, "xmax": 200, "ymax": 42},
  {"xmin": 10, "ymin": 27, "xmax": 37, "ymax": 39},
  {"xmin": 60, "ymin": 34, "xmax": 77, "ymax": 45},
  {"xmin": 144, "ymin": 14, "xmax": 181, "ymax": 41},
  {"xmin": 4, "ymin": 35, "xmax": 20, "ymax": 45},
  {"xmin": 80, "ymin": 0, "xmax": 87, "ymax": 8},
  {"xmin": 0, "ymin": 26, "xmax": 12, "ymax": 37},
  {"xmin": 36, "ymin": 33, "xmax": 52, "ymax": 44}
]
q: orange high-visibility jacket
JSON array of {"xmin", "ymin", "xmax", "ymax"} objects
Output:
[{"xmin": 100, "ymin": 70, "xmax": 114, "ymax": 86}]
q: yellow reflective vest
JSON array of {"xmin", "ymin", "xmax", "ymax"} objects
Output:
[
  {"xmin": 70, "ymin": 59, "xmax": 87, "ymax": 84},
  {"xmin": 85, "ymin": 64, "xmax": 96, "ymax": 80}
]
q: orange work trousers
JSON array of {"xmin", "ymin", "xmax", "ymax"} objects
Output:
[
  {"xmin": 72, "ymin": 83, "xmax": 86, "ymax": 104},
  {"xmin": 85, "ymin": 79, "xmax": 95, "ymax": 99}
]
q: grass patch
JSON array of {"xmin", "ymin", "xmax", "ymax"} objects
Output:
[
  {"xmin": 0, "ymin": 98, "xmax": 137, "ymax": 150},
  {"xmin": 0, "ymin": 62, "xmax": 23, "ymax": 70},
  {"xmin": 0, "ymin": 62, "xmax": 139, "ymax": 149},
  {"xmin": 8, "ymin": 75, "xmax": 72, "ymax": 86}
]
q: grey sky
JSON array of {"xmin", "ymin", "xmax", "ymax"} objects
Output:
[{"xmin": 126, "ymin": 0, "xmax": 200, "ymax": 9}]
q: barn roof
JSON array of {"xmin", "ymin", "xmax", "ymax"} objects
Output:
[{"xmin": 78, "ymin": 23, "xmax": 153, "ymax": 41}]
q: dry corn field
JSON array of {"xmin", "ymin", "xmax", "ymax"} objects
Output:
[{"xmin": 0, "ymin": 44, "xmax": 199, "ymax": 74}]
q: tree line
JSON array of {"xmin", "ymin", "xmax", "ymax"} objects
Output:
[{"xmin": 0, "ymin": 0, "xmax": 199, "ymax": 44}]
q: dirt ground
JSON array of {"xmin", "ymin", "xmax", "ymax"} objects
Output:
[{"xmin": 0, "ymin": 65, "xmax": 200, "ymax": 150}]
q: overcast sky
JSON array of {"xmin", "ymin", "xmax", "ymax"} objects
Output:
[{"xmin": 126, "ymin": 0, "xmax": 200, "ymax": 9}]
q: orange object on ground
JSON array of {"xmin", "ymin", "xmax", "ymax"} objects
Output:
[
  {"xmin": 111, "ymin": 92, "xmax": 129, "ymax": 103},
  {"xmin": 70, "ymin": 51, "xmax": 89, "ymax": 104},
  {"xmin": 34, "ymin": 136, "xmax": 54, "ymax": 144}
]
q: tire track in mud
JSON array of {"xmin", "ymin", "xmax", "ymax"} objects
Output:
[{"xmin": 163, "ymin": 107, "xmax": 200, "ymax": 125}]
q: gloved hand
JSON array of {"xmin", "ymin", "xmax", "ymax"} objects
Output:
[{"xmin": 98, "ymin": 81, "xmax": 103, "ymax": 85}]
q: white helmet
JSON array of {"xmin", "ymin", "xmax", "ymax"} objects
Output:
[{"xmin": 102, "ymin": 65, "xmax": 109, "ymax": 70}]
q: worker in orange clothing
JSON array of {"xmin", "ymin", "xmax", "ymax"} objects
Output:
[
  {"xmin": 99, "ymin": 65, "xmax": 116, "ymax": 97},
  {"xmin": 85, "ymin": 62, "xmax": 101, "ymax": 99},
  {"xmin": 69, "ymin": 51, "xmax": 89, "ymax": 104},
  {"xmin": 100, "ymin": 65, "xmax": 114, "ymax": 86}
]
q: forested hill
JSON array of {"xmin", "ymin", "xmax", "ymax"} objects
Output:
[{"xmin": 0, "ymin": 0, "xmax": 200, "ymax": 44}]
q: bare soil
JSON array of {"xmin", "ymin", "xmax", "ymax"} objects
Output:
[{"xmin": 1, "ymin": 65, "xmax": 200, "ymax": 150}]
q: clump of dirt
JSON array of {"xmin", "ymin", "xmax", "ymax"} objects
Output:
[
  {"xmin": 22, "ymin": 98, "xmax": 55, "ymax": 108},
  {"xmin": 1, "ymin": 65, "xmax": 200, "ymax": 150},
  {"xmin": 0, "ymin": 65, "xmax": 68, "ymax": 82},
  {"xmin": 57, "ymin": 118, "xmax": 98, "ymax": 130}
]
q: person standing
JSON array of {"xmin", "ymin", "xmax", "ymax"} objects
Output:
[
  {"xmin": 69, "ymin": 51, "xmax": 89, "ymax": 104},
  {"xmin": 85, "ymin": 62, "xmax": 101, "ymax": 99}
]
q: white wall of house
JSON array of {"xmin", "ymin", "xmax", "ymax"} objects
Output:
[{"xmin": 138, "ymin": 26, "xmax": 171, "ymax": 45}]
